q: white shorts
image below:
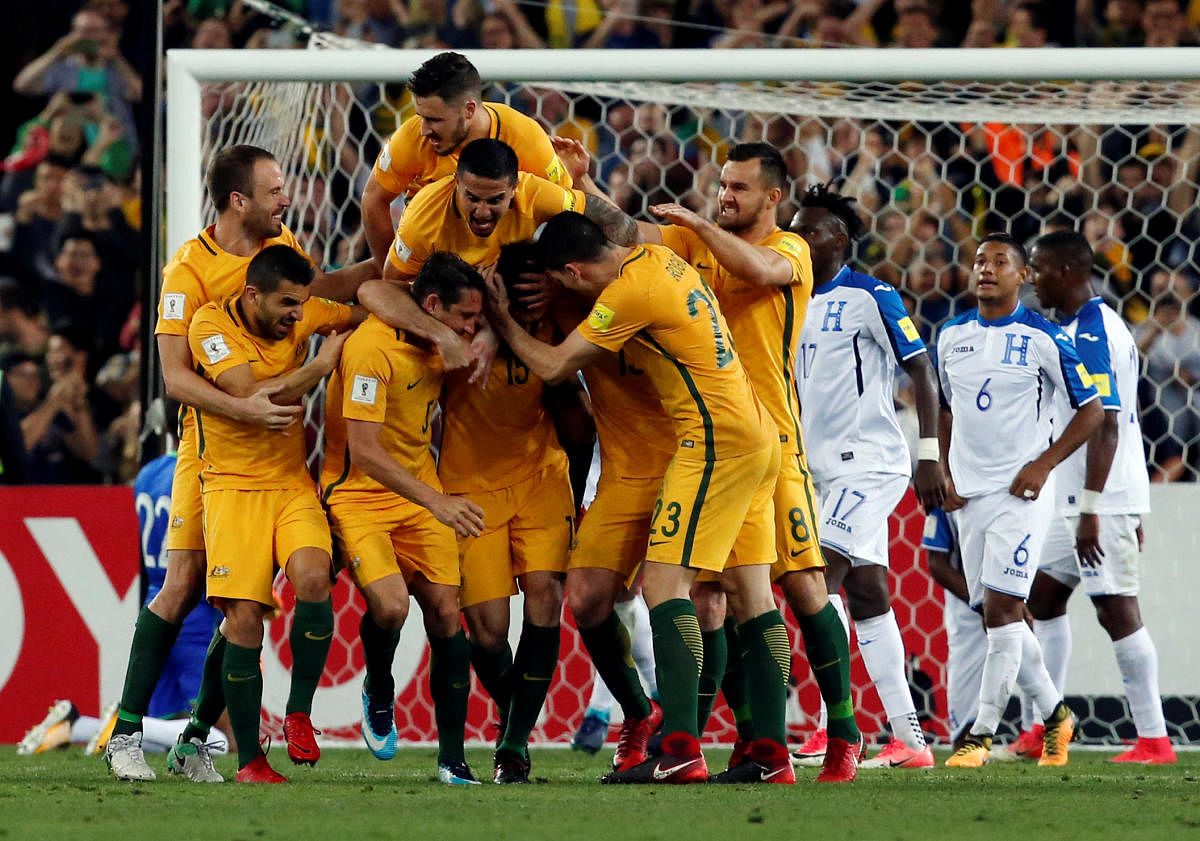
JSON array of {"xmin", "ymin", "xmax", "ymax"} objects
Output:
[
  {"xmin": 815, "ymin": 472, "xmax": 909, "ymax": 567},
  {"xmin": 1039, "ymin": 513, "xmax": 1141, "ymax": 597},
  {"xmin": 958, "ymin": 480, "xmax": 1055, "ymax": 609},
  {"xmin": 943, "ymin": 594, "xmax": 986, "ymax": 743}
]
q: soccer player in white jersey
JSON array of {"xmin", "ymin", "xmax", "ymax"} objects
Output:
[
  {"xmin": 1024, "ymin": 230, "xmax": 1176, "ymax": 765},
  {"xmin": 939, "ymin": 232, "xmax": 1103, "ymax": 768},
  {"xmin": 922, "ymin": 507, "xmax": 987, "ymax": 751},
  {"xmin": 790, "ymin": 183, "xmax": 946, "ymax": 769}
]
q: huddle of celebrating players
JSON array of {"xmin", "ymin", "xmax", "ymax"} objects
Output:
[{"xmin": 102, "ymin": 50, "xmax": 1174, "ymax": 786}]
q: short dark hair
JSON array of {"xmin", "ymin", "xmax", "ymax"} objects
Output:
[
  {"xmin": 726, "ymin": 142, "xmax": 788, "ymax": 191},
  {"xmin": 538, "ymin": 212, "xmax": 609, "ymax": 270},
  {"xmin": 58, "ymin": 230, "xmax": 99, "ymax": 254},
  {"xmin": 497, "ymin": 240, "xmax": 541, "ymax": 301},
  {"xmin": 979, "ymin": 232, "xmax": 1028, "ymax": 266},
  {"xmin": 0, "ymin": 284, "xmax": 41, "ymax": 317},
  {"xmin": 457, "ymin": 138, "xmax": 518, "ymax": 184},
  {"xmin": 49, "ymin": 321, "xmax": 92, "ymax": 354},
  {"xmin": 1033, "ymin": 230, "xmax": 1093, "ymax": 273},
  {"xmin": 411, "ymin": 251, "xmax": 486, "ymax": 307},
  {"xmin": 207, "ymin": 145, "xmax": 277, "ymax": 213},
  {"xmin": 245, "ymin": 245, "xmax": 313, "ymax": 294},
  {"xmin": 799, "ymin": 181, "xmax": 864, "ymax": 240},
  {"xmin": 410, "ymin": 52, "xmax": 482, "ymax": 104}
]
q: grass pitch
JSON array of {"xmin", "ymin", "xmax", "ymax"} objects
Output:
[{"xmin": 5, "ymin": 745, "xmax": 1196, "ymax": 841}]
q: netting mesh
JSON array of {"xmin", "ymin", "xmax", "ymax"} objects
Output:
[{"xmin": 188, "ymin": 41, "xmax": 1200, "ymax": 748}]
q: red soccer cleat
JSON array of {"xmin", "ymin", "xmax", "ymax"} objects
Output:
[
  {"xmin": 1110, "ymin": 736, "xmax": 1177, "ymax": 765},
  {"xmin": 790, "ymin": 728, "xmax": 827, "ymax": 767},
  {"xmin": 612, "ymin": 701, "xmax": 662, "ymax": 772},
  {"xmin": 815, "ymin": 735, "xmax": 861, "ymax": 783},
  {"xmin": 727, "ymin": 737, "xmax": 751, "ymax": 770},
  {"xmin": 284, "ymin": 712, "xmax": 322, "ymax": 766},
  {"xmin": 235, "ymin": 754, "xmax": 287, "ymax": 783},
  {"xmin": 999, "ymin": 725, "xmax": 1044, "ymax": 761}
]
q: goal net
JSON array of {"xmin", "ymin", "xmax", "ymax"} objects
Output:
[{"xmin": 167, "ymin": 39, "xmax": 1200, "ymax": 749}]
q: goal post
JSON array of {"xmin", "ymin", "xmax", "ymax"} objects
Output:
[{"xmin": 163, "ymin": 44, "xmax": 1200, "ymax": 748}]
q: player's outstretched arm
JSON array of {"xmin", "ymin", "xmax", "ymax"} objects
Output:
[
  {"xmin": 583, "ymin": 194, "xmax": 639, "ymax": 247},
  {"xmin": 487, "ymin": 276, "xmax": 606, "ymax": 383},
  {"xmin": 939, "ymin": 407, "xmax": 966, "ymax": 511},
  {"xmin": 157, "ymin": 333, "xmax": 300, "ymax": 430},
  {"xmin": 1009, "ymin": 399, "xmax": 1104, "ymax": 501},
  {"xmin": 312, "ymin": 259, "xmax": 378, "ymax": 303},
  {"xmin": 1076, "ymin": 408, "xmax": 1120, "ymax": 566},
  {"xmin": 649, "ymin": 202, "xmax": 794, "ymax": 287},
  {"xmin": 902, "ymin": 353, "xmax": 948, "ymax": 511},
  {"xmin": 361, "ymin": 173, "xmax": 401, "ymax": 273},
  {"xmin": 346, "ymin": 418, "xmax": 484, "ymax": 537},
  {"xmin": 357, "ymin": 279, "xmax": 472, "ymax": 371},
  {"xmin": 211, "ymin": 331, "xmax": 348, "ymax": 407}
]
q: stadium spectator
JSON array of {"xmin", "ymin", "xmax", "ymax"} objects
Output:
[
  {"xmin": 0, "ymin": 354, "xmax": 31, "ymax": 484},
  {"xmin": 1136, "ymin": 292, "xmax": 1200, "ymax": 481},
  {"xmin": 12, "ymin": 156, "xmax": 70, "ymax": 285},
  {"xmin": 19, "ymin": 323, "xmax": 101, "ymax": 484},
  {"xmin": 1142, "ymin": 0, "xmax": 1197, "ymax": 46},
  {"xmin": 0, "ymin": 283, "xmax": 50, "ymax": 357}
]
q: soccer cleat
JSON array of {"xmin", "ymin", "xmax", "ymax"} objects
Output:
[
  {"xmin": 1109, "ymin": 736, "xmax": 1177, "ymax": 765},
  {"xmin": 611, "ymin": 701, "xmax": 662, "ymax": 771},
  {"xmin": 360, "ymin": 686, "xmax": 398, "ymax": 761},
  {"xmin": 438, "ymin": 761, "xmax": 482, "ymax": 785},
  {"xmin": 167, "ymin": 736, "xmax": 225, "ymax": 782},
  {"xmin": 727, "ymin": 737, "xmax": 751, "ymax": 770},
  {"xmin": 283, "ymin": 711, "xmax": 321, "ymax": 766},
  {"xmin": 790, "ymin": 728, "xmax": 827, "ymax": 767},
  {"xmin": 708, "ymin": 739, "xmax": 795, "ymax": 784},
  {"xmin": 235, "ymin": 753, "xmax": 287, "ymax": 783},
  {"xmin": 601, "ymin": 731, "xmax": 708, "ymax": 785},
  {"xmin": 84, "ymin": 702, "xmax": 118, "ymax": 756},
  {"xmin": 493, "ymin": 749, "xmax": 531, "ymax": 784},
  {"xmin": 945, "ymin": 734, "xmax": 992, "ymax": 768},
  {"xmin": 1038, "ymin": 703, "xmax": 1075, "ymax": 767},
  {"xmin": 860, "ymin": 740, "xmax": 936, "ymax": 769},
  {"xmin": 815, "ymin": 735, "xmax": 861, "ymax": 783},
  {"xmin": 571, "ymin": 712, "xmax": 609, "ymax": 755},
  {"xmin": 105, "ymin": 732, "xmax": 157, "ymax": 781},
  {"xmin": 17, "ymin": 699, "xmax": 77, "ymax": 755},
  {"xmin": 994, "ymin": 725, "xmax": 1044, "ymax": 762}
]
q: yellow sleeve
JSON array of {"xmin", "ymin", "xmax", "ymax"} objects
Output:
[
  {"xmin": 658, "ymin": 225, "xmax": 703, "ymax": 264},
  {"xmin": 495, "ymin": 104, "xmax": 573, "ymax": 188},
  {"xmin": 766, "ymin": 232, "xmax": 813, "ymax": 292},
  {"xmin": 188, "ymin": 307, "xmax": 251, "ymax": 382},
  {"xmin": 372, "ymin": 118, "xmax": 423, "ymax": 197},
  {"xmin": 575, "ymin": 274, "xmax": 651, "ymax": 352},
  {"xmin": 304, "ymin": 296, "xmax": 355, "ymax": 334},
  {"xmin": 524, "ymin": 175, "xmax": 586, "ymax": 222},
  {"xmin": 156, "ymin": 259, "xmax": 204, "ymax": 337},
  {"xmin": 339, "ymin": 337, "xmax": 395, "ymax": 425},
  {"xmin": 386, "ymin": 189, "xmax": 437, "ymax": 277}
]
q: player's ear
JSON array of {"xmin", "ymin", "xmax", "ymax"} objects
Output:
[
  {"xmin": 423, "ymin": 292, "xmax": 444, "ymax": 315},
  {"xmin": 462, "ymin": 98, "xmax": 477, "ymax": 120}
]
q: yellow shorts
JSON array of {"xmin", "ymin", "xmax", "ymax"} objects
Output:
[
  {"xmin": 569, "ymin": 474, "xmax": 663, "ymax": 578},
  {"xmin": 458, "ymin": 463, "xmax": 573, "ymax": 608},
  {"xmin": 202, "ymin": 486, "xmax": 332, "ymax": 607},
  {"xmin": 650, "ymin": 440, "xmax": 780, "ymax": 575},
  {"xmin": 329, "ymin": 494, "xmax": 459, "ymax": 591},
  {"xmin": 769, "ymin": 451, "xmax": 826, "ymax": 581},
  {"xmin": 166, "ymin": 431, "xmax": 205, "ymax": 552}
]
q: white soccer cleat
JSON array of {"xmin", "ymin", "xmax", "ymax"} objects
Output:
[
  {"xmin": 167, "ymin": 736, "xmax": 225, "ymax": 782},
  {"xmin": 105, "ymin": 733, "xmax": 157, "ymax": 781},
  {"xmin": 17, "ymin": 699, "xmax": 76, "ymax": 755}
]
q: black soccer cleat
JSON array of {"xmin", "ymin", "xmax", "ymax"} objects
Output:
[{"xmin": 493, "ymin": 748, "xmax": 531, "ymax": 784}]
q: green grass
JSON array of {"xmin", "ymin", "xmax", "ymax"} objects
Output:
[{"xmin": 4, "ymin": 746, "xmax": 1197, "ymax": 841}]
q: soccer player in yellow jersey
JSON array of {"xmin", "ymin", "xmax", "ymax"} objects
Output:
[
  {"xmin": 321, "ymin": 252, "xmax": 487, "ymax": 785},
  {"xmin": 487, "ymin": 211, "xmax": 787, "ymax": 785},
  {"xmin": 187, "ymin": 245, "xmax": 364, "ymax": 783},
  {"xmin": 631, "ymin": 143, "xmax": 864, "ymax": 783},
  {"xmin": 360, "ymin": 51, "xmax": 571, "ymax": 270}
]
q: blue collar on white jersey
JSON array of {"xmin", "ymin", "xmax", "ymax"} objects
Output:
[
  {"xmin": 1057, "ymin": 296, "xmax": 1103, "ymax": 328},
  {"xmin": 813, "ymin": 264, "xmax": 852, "ymax": 295},
  {"xmin": 976, "ymin": 301, "xmax": 1025, "ymax": 327}
]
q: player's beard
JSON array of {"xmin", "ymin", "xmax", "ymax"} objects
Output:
[
  {"xmin": 246, "ymin": 205, "xmax": 284, "ymax": 240},
  {"xmin": 435, "ymin": 117, "xmax": 471, "ymax": 156},
  {"xmin": 717, "ymin": 197, "xmax": 765, "ymax": 235}
]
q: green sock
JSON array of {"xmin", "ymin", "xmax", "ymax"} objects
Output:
[
  {"xmin": 470, "ymin": 638, "xmax": 513, "ymax": 724},
  {"xmin": 360, "ymin": 612, "xmax": 402, "ymax": 701},
  {"xmin": 649, "ymin": 598, "xmax": 703, "ymax": 738},
  {"xmin": 222, "ymin": 641, "xmax": 264, "ymax": 769},
  {"xmin": 739, "ymin": 609, "xmax": 791, "ymax": 747},
  {"xmin": 286, "ymin": 598, "xmax": 333, "ymax": 716},
  {"xmin": 429, "ymin": 630, "xmax": 471, "ymax": 765},
  {"xmin": 114, "ymin": 607, "xmax": 181, "ymax": 737},
  {"xmin": 697, "ymin": 626, "xmax": 727, "ymax": 736},
  {"xmin": 578, "ymin": 611, "xmax": 652, "ymax": 720},
  {"xmin": 499, "ymin": 621, "xmax": 560, "ymax": 755},
  {"xmin": 798, "ymin": 602, "xmax": 860, "ymax": 743},
  {"xmin": 180, "ymin": 628, "xmax": 226, "ymax": 744},
  {"xmin": 721, "ymin": 619, "xmax": 754, "ymax": 741}
]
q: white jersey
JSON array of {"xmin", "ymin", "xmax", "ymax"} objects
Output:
[
  {"xmin": 936, "ymin": 303, "xmax": 1098, "ymax": 498},
  {"xmin": 1052, "ymin": 297, "xmax": 1150, "ymax": 515},
  {"xmin": 797, "ymin": 266, "xmax": 927, "ymax": 481}
]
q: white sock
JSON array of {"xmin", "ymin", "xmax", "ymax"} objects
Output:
[
  {"xmin": 141, "ymin": 717, "xmax": 190, "ymax": 752},
  {"xmin": 1018, "ymin": 693, "xmax": 1036, "ymax": 732},
  {"xmin": 621, "ymin": 596, "xmax": 658, "ymax": 697},
  {"xmin": 1016, "ymin": 622, "xmax": 1062, "ymax": 721},
  {"xmin": 1113, "ymin": 626, "xmax": 1168, "ymax": 739},
  {"xmin": 70, "ymin": 715, "xmax": 100, "ymax": 744},
  {"xmin": 1033, "ymin": 615, "xmax": 1072, "ymax": 695},
  {"xmin": 972, "ymin": 622, "xmax": 1024, "ymax": 736},
  {"xmin": 586, "ymin": 669, "xmax": 615, "ymax": 716},
  {"xmin": 855, "ymin": 609, "xmax": 925, "ymax": 750}
]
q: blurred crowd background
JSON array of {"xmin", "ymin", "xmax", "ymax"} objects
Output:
[{"xmin": 4, "ymin": 0, "xmax": 1200, "ymax": 486}]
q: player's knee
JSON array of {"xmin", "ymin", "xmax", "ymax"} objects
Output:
[
  {"xmin": 567, "ymin": 586, "xmax": 611, "ymax": 629},
  {"xmin": 372, "ymin": 600, "xmax": 409, "ymax": 631},
  {"xmin": 1093, "ymin": 596, "xmax": 1141, "ymax": 641},
  {"xmin": 521, "ymin": 574, "xmax": 564, "ymax": 624},
  {"xmin": 423, "ymin": 599, "xmax": 462, "ymax": 639}
]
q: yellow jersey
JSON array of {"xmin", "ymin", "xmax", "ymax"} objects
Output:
[
  {"xmin": 659, "ymin": 225, "xmax": 813, "ymax": 455},
  {"xmin": 187, "ymin": 294, "xmax": 353, "ymax": 491},
  {"xmin": 321, "ymin": 315, "xmax": 445, "ymax": 503},
  {"xmin": 581, "ymin": 347, "xmax": 675, "ymax": 481},
  {"xmin": 372, "ymin": 102, "xmax": 571, "ymax": 199},
  {"xmin": 387, "ymin": 171, "xmax": 586, "ymax": 278},
  {"xmin": 576, "ymin": 244, "xmax": 777, "ymax": 461},
  {"xmin": 439, "ymin": 324, "xmax": 567, "ymax": 494}
]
